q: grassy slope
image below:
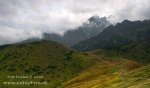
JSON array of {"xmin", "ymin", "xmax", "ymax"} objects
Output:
[
  {"xmin": 0, "ymin": 40, "xmax": 94, "ymax": 88},
  {"xmin": 62, "ymin": 50, "xmax": 150, "ymax": 88},
  {"xmin": 119, "ymin": 41, "xmax": 150, "ymax": 63},
  {"xmin": 0, "ymin": 40, "xmax": 150, "ymax": 88}
]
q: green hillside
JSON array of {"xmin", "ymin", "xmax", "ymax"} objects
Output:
[
  {"xmin": 118, "ymin": 41, "xmax": 150, "ymax": 63},
  {"xmin": 61, "ymin": 50, "xmax": 150, "ymax": 88},
  {"xmin": 0, "ymin": 40, "xmax": 150, "ymax": 88},
  {"xmin": 0, "ymin": 40, "xmax": 95, "ymax": 88}
]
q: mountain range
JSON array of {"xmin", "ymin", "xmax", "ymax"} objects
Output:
[
  {"xmin": 73, "ymin": 20, "xmax": 150, "ymax": 51},
  {"xmin": 72, "ymin": 19, "xmax": 150, "ymax": 63},
  {"xmin": 43, "ymin": 15, "xmax": 111, "ymax": 47},
  {"xmin": 0, "ymin": 16, "xmax": 150, "ymax": 88},
  {"xmin": 24, "ymin": 15, "xmax": 110, "ymax": 47}
]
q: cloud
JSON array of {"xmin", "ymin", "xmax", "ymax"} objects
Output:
[{"xmin": 0, "ymin": 0, "xmax": 150, "ymax": 45}]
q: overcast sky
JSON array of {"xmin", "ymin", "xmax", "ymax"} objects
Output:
[{"xmin": 0, "ymin": 0, "xmax": 150, "ymax": 45}]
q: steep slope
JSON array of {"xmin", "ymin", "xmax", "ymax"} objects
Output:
[
  {"xmin": 61, "ymin": 50, "xmax": 150, "ymax": 88},
  {"xmin": 43, "ymin": 15, "xmax": 111, "ymax": 46},
  {"xmin": 118, "ymin": 41, "xmax": 150, "ymax": 63},
  {"xmin": 72, "ymin": 20, "xmax": 150, "ymax": 51},
  {"xmin": 63, "ymin": 60, "xmax": 150, "ymax": 88},
  {"xmin": 0, "ymin": 40, "xmax": 95, "ymax": 88}
]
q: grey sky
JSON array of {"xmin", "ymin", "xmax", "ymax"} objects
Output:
[{"xmin": 0, "ymin": 0, "xmax": 150, "ymax": 45}]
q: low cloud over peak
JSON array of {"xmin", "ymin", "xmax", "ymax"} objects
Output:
[{"xmin": 0, "ymin": 0, "xmax": 150, "ymax": 45}]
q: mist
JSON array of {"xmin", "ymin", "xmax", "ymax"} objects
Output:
[{"xmin": 0, "ymin": 0, "xmax": 150, "ymax": 45}]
